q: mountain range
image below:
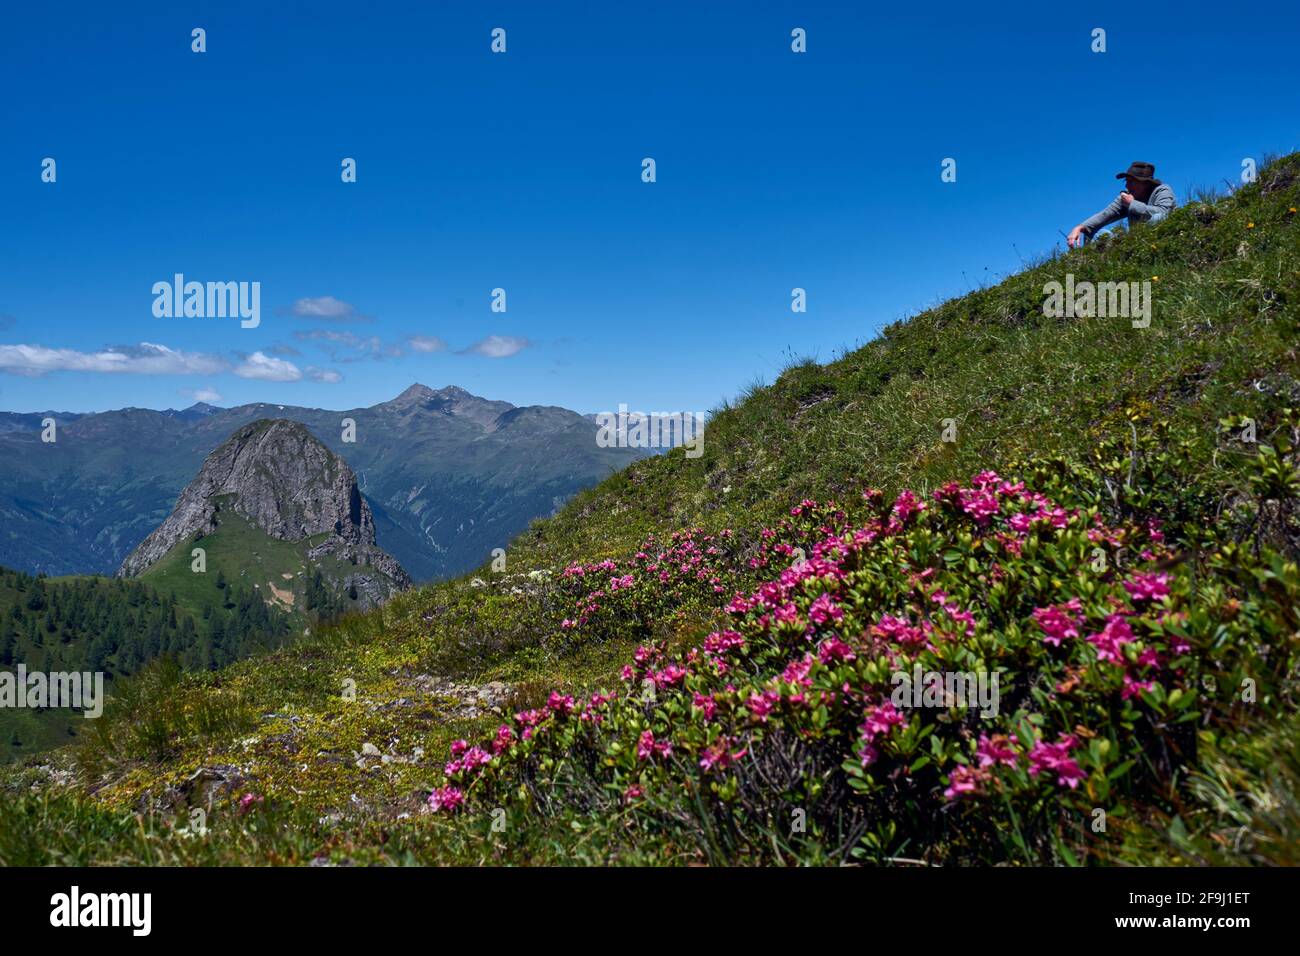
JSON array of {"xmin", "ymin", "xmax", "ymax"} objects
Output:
[{"xmin": 0, "ymin": 384, "xmax": 646, "ymax": 582}]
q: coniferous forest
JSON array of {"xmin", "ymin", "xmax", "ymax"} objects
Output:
[{"xmin": 0, "ymin": 566, "xmax": 294, "ymax": 677}]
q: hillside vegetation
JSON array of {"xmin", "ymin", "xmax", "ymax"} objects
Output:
[
  {"xmin": 0, "ymin": 564, "xmax": 300, "ymax": 762},
  {"xmin": 2, "ymin": 154, "xmax": 1298, "ymax": 866},
  {"xmin": 137, "ymin": 504, "xmax": 348, "ymax": 626}
]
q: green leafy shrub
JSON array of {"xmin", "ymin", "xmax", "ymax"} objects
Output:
[{"xmin": 424, "ymin": 427, "xmax": 1300, "ymax": 865}]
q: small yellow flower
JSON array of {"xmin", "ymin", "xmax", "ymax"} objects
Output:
[
  {"xmin": 1290, "ymin": 207, "xmax": 1297, "ymax": 214},
  {"xmin": 1247, "ymin": 222, "xmax": 1255, "ymax": 228},
  {"xmin": 1152, "ymin": 276, "xmax": 1159, "ymax": 282}
]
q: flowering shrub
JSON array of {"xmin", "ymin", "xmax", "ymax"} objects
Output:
[
  {"xmin": 552, "ymin": 535, "xmax": 724, "ymax": 644},
  {"xmin": 425, "ymin": 442, "xmax": 1299, "ymax": 864}
]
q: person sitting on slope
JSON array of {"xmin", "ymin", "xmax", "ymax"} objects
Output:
[{"xmin": 1067, "ymin": 161, "xmax": 1176, "ymax": 248}]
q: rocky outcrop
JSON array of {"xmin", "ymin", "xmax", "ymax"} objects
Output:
[{"xmin": 117, "ymin": 419, "xmax": 410, "ymax": 606}]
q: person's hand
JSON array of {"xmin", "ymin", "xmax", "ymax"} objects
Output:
[
  {"xmin": 1120, "ymin": 192, "xmax": 1134, "ymax": 205},
  {"xmin": 1067, "ymin": 226, "xmax": 1085, "ymax": 248}
]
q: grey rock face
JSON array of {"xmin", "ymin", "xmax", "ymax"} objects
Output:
[{"xmin": 117, "ymin": 419, "xmax": 411, "ymax": 605}]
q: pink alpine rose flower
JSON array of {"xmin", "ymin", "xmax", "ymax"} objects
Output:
[
  {"xmin": 976, "ymin": 733, "xmax": 1019, "ymax": 769},
  {"xmin": 817, "ymin": 636, "xmax": 856, "ymax": 664},
  {"xmin": 892, "ymin": 489, "xmax": 927, "ymax": 522},
  {"xmin": 1033, "ymin": 597, "xmax": 1084, "ymax": 647},
  {"xmin": 1123, "ymin": 572, "xmax": 1171, "ymax": 603},
  {"xmin": 1027, "ymin": 734, "xmax": 1086, "ymax": 789},
  {"xmin": 1086, "ymin": 613, "xmax": 1135, "ymax": 664},
  {"xmin": 692, "ymin": 692, "xmax": 718, "ymax": 721},
  {"xmin": 428, "ymin": 786, "xmax": 465, "ymax": 812},
  {"xmin": 747, "ymin": 691, "xmax": 779, "ymax": 722},
  {"xmin": 808, "ymin": 592, "xmax": 844, "ymax": 625},
  {"xmin": 943, "ymin": 764, "xmax": 987, "ymax": 800}
]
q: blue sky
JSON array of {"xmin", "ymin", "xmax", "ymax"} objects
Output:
[{"xmin": 2, "ymin": 1, "xmax": 1297, "ymax": 415}]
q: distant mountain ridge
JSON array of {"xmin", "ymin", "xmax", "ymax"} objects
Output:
[{"xmin": 0, "ymin": 385, "xmax": 647, "ymax": 581}]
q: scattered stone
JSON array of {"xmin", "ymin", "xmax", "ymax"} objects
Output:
[{"xmin": 376, "ymin": 673, "xmax": 514, "ymax": 719}]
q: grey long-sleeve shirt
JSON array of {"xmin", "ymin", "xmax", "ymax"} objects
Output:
[{"xmin": 1079, "ymin": 183, "xmax": 1177, "ymax": 238}]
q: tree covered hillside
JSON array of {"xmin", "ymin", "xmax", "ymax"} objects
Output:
[{"xmin": 0, "ymin": 566, "xmax": 294, "ymax": 760}]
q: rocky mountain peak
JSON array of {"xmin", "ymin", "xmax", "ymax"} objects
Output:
[
  {"xmin": 390, "ymin": 383, "xmax": 439, "ymax": 404},
  {"xmin": 117, "ymin": 419, "xmax": 410, "ymax": 606},
  {"xmin": 380, "ymin": 383, "xmax": 515, "ymax": 429}
]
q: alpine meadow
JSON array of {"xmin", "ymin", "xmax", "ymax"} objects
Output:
[
  {"xmin": 4, "ymin": 155, "xmax": 1299, "ymax": 867},
  {"xmin": 3, "ymin": 2, "xmax": 1299, "ymax": 936}
]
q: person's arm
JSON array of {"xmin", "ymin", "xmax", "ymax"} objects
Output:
[
  {"xmin": 1126, "ymin": 186, "xmax": 1176, "ymax": 224},
  {"xmin": 1068, "ymin": 197, "xmax": 1126, "ymax": 246},
  {"xmin": 1079, "ymin": 197, "xmax": 1127, "ymax": 236}
]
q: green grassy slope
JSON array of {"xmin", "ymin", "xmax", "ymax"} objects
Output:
[
  {"xmin": 0, "ymin": 706, "xmax": 86, "ymax": 762},
  {"xmin": 137, "ymin": 499, "xmax": 365, "ymax": 624},
  {"xmin": 2, "ymin": 155, "xmax": 1297, "ymax": 865},
  {"xmin": 509, "ymin": 170, "xmax": 1298, "ymax": 572}
]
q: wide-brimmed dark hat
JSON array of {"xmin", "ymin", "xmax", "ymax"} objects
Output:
[{"xmin": 1115, "ymin": 161, "xmax": 1162, "ymax": 185}]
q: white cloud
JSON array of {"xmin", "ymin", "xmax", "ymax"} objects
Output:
[
  {"xmin": 287, "ymin": 296, "xmax": 369, "ymax": 322},
  {"xmin": 181, "ymin": 387, "xmax": 224, "ymax": 403},
  {"xmin": 461, "ymin": 334, "xmax": 531, "ymax": 358},
  {"xmin": 234, "ymin": 351, "xmax": 302, "ymax": 382},
  {"xmin": 292, "ymin": 328, "xmax": 397, "ymax": 361},
  {"xmin": 306, "ymin": 366, "xmax": 343, "ymax": 383},
  {"xmin": 0, "ymin": 342, "xmax": 228, "ymax": 377},
  {"xmin": 407, "ymin": 335, "xmax": 448, "ymax": 353}
]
